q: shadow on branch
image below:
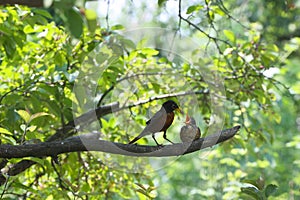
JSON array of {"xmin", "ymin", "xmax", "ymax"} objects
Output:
[{"xmin": 0, "ymin": 126, "xmax": 240, "ymax": 158}]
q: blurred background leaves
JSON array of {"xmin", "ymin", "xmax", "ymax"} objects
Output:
[{"xmin": 0, "ymin": 0, "xmax": 299, "ymax": 199}]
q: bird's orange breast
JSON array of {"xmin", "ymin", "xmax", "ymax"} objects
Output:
[{"xmin": 160, "ymin": 112, "xmax": 174, "ymax": 132}]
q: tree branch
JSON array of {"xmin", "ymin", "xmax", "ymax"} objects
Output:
[
  {"xmin": 48, "ymin": 90, "xmax": 209, "ymax": 142},
  {"xmin": 47, "ymin": 102, "xmax": 120, "ymax": 142},
  {"xmin": 0, "ymin": 0, "xmax": 43, "ymax": 7},
  {"xmin": 0, "ymin": 91, "xmax": 210, "ymax": 185},
  {"xmin": 0, "ymin": 126, "xmax": 240, "ymax": 158}
]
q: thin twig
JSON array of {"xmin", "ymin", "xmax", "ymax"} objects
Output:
[
  {"xmin": 216, "ymin": 0, "xmax": 249, "ymax": 30},
  {"xmin": 0, "ymin": 175, "xmax": 9, "ymax": 198},
  {"xmin": 105, "ymin": 0, "xmax": 110, "ymax": 29},
  {"xmin": 51, "ymin": 158, "xmax": 67, "ymax": 190},
  {"xmin": 167, "ymin": 0, "xmax": 183, "ymax": 57},
  {"xmin": 97, "ymin": 72, "xmax": 166, "ymax": 107},
  {"xmin": 0, "ymin": 80, "xmax": 39, "ymax": 104}
]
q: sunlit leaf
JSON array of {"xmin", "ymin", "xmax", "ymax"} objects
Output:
[
  {"xmin": 0, "ymin": 134, "xmax": 17, "ymax": 144},
  {"xmin": 30, "ymin": 112, "xmax": 50, "ymax": 122},
  {"xmin": 20, "ymin": 124, "xmax": 27, "ymax": 132},
  {"xmin": 0, "ymin": 127, "xmax": 13, "ymax": 135},
  {"xmin": 27, "ymin": 125, "xmax": 37, "ymax": 132},
  {"xmin": 85, "ymin": 9, "xmax": 97, "ymax": 20},
  {"xmin": 186, "ymin": 5, "xmax": 203, "ymax": 14},
  {"xmin": 220, "ymin": 157, "xmax": 240, "ymax": 167},
  {"xmin": 85, "ymin": 9, "xmax": 97, "ymax": 33},
  {"xmin": 223, "ymin": 30, "xmax": 235, "ymax": 43},
  {"xmin": 16, "ymin": 110, "xmax": 31, "ymax": 123},
  {"xmin": 111, "ymin": 24, "xmax": 125, "ymax": 31}
]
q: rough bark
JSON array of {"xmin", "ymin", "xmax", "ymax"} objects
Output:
[{"xmin": 0, "ymin": 126, "xmax": 240, "ymax": 158}]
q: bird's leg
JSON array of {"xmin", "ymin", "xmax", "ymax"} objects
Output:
[
  {"xmin": 163, "ymin": 131, "xmax": 174, "ymax": 144},
  {"xmin": 152, "ymin": 134, "xmax": 162, "ymax": 146}
]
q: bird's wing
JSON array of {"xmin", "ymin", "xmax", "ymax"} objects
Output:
[{"xmin": 139, "ymin": 108, "xmax": 167, "ymax": 137}]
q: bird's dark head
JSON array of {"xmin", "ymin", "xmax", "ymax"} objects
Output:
[{"xmin": 162, "ymin": 100, "xmax": 182, "ymax": 113}]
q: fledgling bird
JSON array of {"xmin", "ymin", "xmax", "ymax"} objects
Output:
[
  {"xmin": 129, "ymin": 100, "xmax": 182, "ymax": 146},
  {"xmin": 180, "ymin": 114, "xmax": 201, "ymax": 143}
]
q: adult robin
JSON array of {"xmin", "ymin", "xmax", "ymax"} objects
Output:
[
  {"xmin": 180, "ymin": 114, "xmax": 201, "ymax": 143},
  {"xmin": 129, "ymin": 100, "xmax": 182, "ymax": 146}
]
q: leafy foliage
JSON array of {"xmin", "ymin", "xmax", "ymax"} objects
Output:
[{"xmin": 0, "ymin": 0, "xmax": 299, "ymax": 199}]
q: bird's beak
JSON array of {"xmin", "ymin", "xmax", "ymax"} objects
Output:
[
  {"xmin": 185, "ymin": 113, "xmax": 191, "ymax": 124},
  {"xmin": 175, "ymin": 108, "xmax": 184, "ymax": 115}
]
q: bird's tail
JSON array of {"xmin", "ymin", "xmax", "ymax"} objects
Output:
[
  {"xmin": 129, "ymin": 129, "xmax": 151, "ymax": 144},
  {"xmin": 128, "ymin": 135, "xmax": 141, "ymax": 144}
]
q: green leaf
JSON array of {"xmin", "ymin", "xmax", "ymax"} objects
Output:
[
  {"xmin": 141, "ymin": 48, "xmax": 159, "ymax": 56},
  {"xmin": 0, "ymin": 23, "xmax": 13, "ymax": 35},
  {"xmin": 16, "ymin": 110, "xmax": 31, "ymax": 123},
  {"xmin": 67, "ymin": 8, "xmax": 83, "ymax": 38},
  {"xmin": 20, "ymin": 124, "xmax": 27, "ymax": 132},
  {"xmin": 223, "ymin": 30, "xmax": 235, "ymax": 43},
  {"xmin": 30, "ymin": 112, "xmax": 50, "ymax": 122},
  {"xmin": 85, "ymin": 9, "xmax": 97, "ymax": 33},
  {"xmin": 27, "ymin": 125, "xmax": 37, "ymax": 132},
  {"xmin": 151, "ymin": 82, "xmax": 160, "ymax": 93},
  {"xmin": 182, "ymin": 63, "xmax": 190, "ymax": 72},
  {"xmin": 23, "ymin": 25, "xmax": 35, "ymax": 34},
  {"xmin": 28, "ymin": 157, "xmax": 45, "ymax": 166},
  {"xmin": 240, "ymin": 187, "xmax": 263, "ymax": 200},
  {"xmin": 265, "ymin": 184, "xmax": 278, "ymax": 197},
  {"xmin": 213, "ymin": 6, "xmax": 225, "ymax": 16},
  {"xmin": 186, "ymin": 5, "xmax": 203, "ymax": 14},
  {"xmin": 0, "ymin": 127, "xmax": 13, "ymax": 135},
  {"xmin": 85, "ymin": 9, "xmax": 97, "ymax": 20},
  {"xmin": 26, "ymin": 131, "xmax": 37, "ymax": 140},
  {"xmin": 208, "ymin": 10, "xmax": 215, "ymax": 20},
  {"xmin": 0, "ymin": 134, "xmax": 16, "ymax": 145},
  {"xmin": 3, "ymin": 36, "xmax": 16, "ymax": 58},
  {"xmin": 240, "ymin": 178, "xmax": 264, "ymax": 190},
  {"xmin": 32, "ymin": 8, "xmax": 52, "ymax": 19},
  {"xmin": 111, "ymin": 24, "xmax": 125, "ymax": 31},
  {"xmin": 220, "ymin": 157, "xmax": 240, "ymax": 167},
  {"xmin": 187, "ymin": 5, "xmax": 196, "ymax": 14},
  {"xmin": 273, "ymin": 112, "xmax": 282, "ymax": 124},
  {"xmin": 158, "ymin": 0, "xmax": 167, "ymax": 7}
]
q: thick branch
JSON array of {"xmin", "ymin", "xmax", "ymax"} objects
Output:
[
  {"xmin": 0, "ymin": 0, "xmax": 43, "ymax": 7},
  {"xmin": 0, "ymin": 126, "xmax": 240, "ymax": 158},
  {"xmin": 0, "ymin": 91, "xmax": 209, "ymax": 185},
  {"xmin": 47, "ymin": 102, "xmax": 120, "ymax": 141}
]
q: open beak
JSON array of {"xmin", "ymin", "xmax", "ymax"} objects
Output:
[{"xmin": 185, "ymin": 113, "xmax": 191, "ymax": 124}]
